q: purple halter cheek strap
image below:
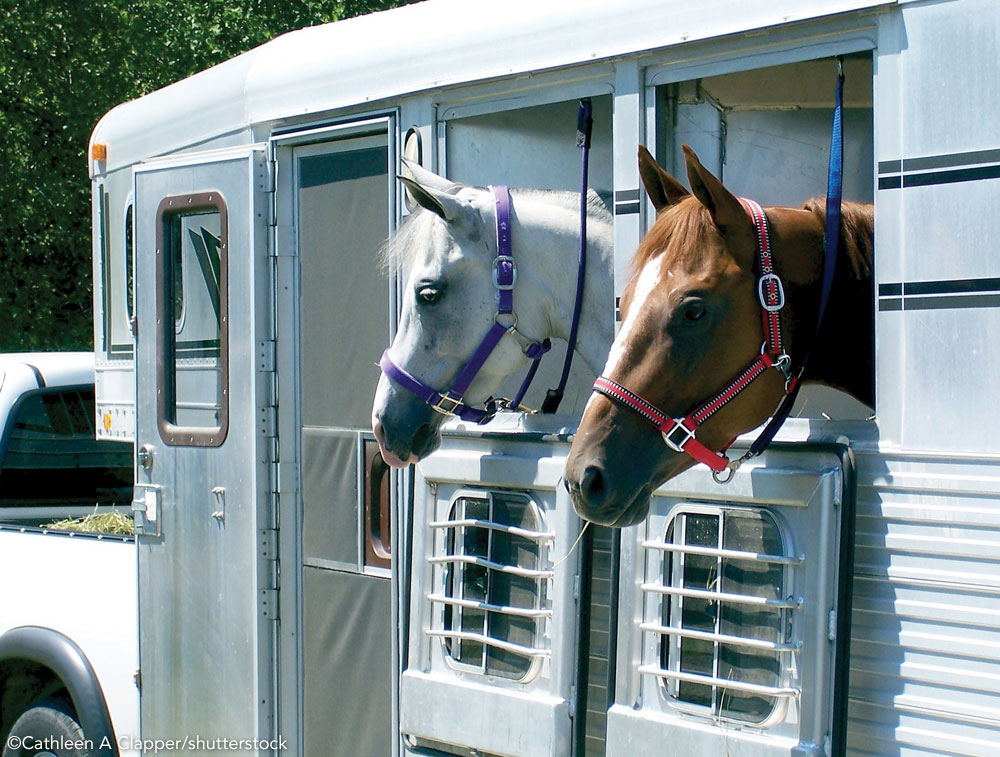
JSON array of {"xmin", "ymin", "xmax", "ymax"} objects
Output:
[{"xmin": 379, "ymin": 185, "xmax": 551, "ymax": 423}]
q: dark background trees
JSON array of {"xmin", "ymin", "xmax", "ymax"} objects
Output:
[{"xmin": 0, "ymin": 0, "xmax": 419, "ymax": 351}]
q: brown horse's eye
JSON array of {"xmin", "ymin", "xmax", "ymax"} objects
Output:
[{"xmin": 682, "ymin": 303, "xmax": 707, "ymax": 322}]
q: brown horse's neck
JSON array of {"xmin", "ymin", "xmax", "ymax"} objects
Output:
[{"xmin": 787, "ymin": 200, "xmax": 874, "ymax": 407}]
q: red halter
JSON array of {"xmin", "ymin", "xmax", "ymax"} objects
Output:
[{"xmin": 592, "ymin": 198, "xmax": 795, "ymax": 480}]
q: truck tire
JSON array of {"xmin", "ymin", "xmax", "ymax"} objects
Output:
[{"xmin": 2, "ymin": 699, "xmax": 88, "ymax": 757}]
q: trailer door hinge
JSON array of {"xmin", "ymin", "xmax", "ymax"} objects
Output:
[
  {"xmin": 259, "ymin": 152, "xmax": 278, "ymax": 228},
  {"xmin": 258, "ymin": 339, "xmax": 276, "ymax": 373},
  {"xmin": 260, "ymin": 405, "xmax": 277, "ymax": 438},
  {"xmin": 827, "ymin": 609, "xmax": 837, "ymax": 642},
  {"xmin": 261, "ymin": 587, "xmax": 279, "ymax": 620}
]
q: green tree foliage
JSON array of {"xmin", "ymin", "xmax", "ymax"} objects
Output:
[{"xmin": 0, "ymin": 0, "xmax": 419, "ymax": 351}]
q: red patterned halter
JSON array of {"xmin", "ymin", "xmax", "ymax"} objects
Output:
[{"xmin": 592, "ymin": 198, "xmax": 795, "ymax": 481}]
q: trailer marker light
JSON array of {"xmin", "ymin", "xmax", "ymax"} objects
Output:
[{"xmin": 92, "ymin": 143, "xmax": 107, "ymax": 161}]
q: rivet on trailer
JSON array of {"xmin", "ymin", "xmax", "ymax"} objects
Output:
[{"xmin": 89, "ymin": 1, "xmax": 1000, "ymax": 755}]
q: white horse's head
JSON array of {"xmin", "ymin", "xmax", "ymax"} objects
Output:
[{"xmin": 372, "ymin": 164, "xmax": 554, "ymax": 467}]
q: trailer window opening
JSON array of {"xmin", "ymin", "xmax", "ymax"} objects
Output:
[
  {"xmin": 646, "ymin": 507, "xmax": 796, "ymax": 725},
  {"xmin": 155, "ymin": 193, "xmax": 229, "ymax": 447},
  {"xmin": 99, "ymin": 187, "xmax": 111, "ymax": 353},
  {"xmin": 430, "ymin": 490, "xmax": 553, "ymax": 681},
  {"xmin": 650, "ymin": 54, "xmax": 875, "ymax": 420},
  {"xmin": 125, "ymin": 203, "xmax": 134, "ymax": 325},
  {"xmin": 0, "ymin": 388, "xmax": 132, "ymax": 513}
]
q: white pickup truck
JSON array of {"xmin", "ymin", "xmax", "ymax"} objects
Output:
[{"xmin": 0, "ymin": 353, "xmax": 138, "ymax": 757}]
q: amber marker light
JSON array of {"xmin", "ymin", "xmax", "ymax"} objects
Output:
[{"xmin": 92, "ymin": 143, "xmax": 108, "ymax": 161}]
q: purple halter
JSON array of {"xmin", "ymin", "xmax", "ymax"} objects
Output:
[{"xmin": 379, "ymin": 185, "xmax": 552, "ymax": 423}]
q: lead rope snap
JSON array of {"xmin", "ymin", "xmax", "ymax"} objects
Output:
[{"xmin": 712, "ymin": 448, "xmax": 755, "ymax": 484}]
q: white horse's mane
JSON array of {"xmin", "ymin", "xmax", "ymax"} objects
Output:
[{"xmin": 378, "ymin": 187, "xmax": 611, "ymax": 272}]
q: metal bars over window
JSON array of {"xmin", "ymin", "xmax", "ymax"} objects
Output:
[
  {"xmin": 427, "ymin": 490, "xmax": 554, "ymax": 681},
  {"xmin": 640, "ymin": 507, "xmax": 801, "ymax": 725}
]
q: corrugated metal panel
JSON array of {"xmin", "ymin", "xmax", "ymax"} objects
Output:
[
  {"xmin": 874, "ymin": 0, "xmax": 1000, "ymax": 455},
  {"xmin": 847, "ymin": 448, "xmax": 1000, "ymax": 755}
]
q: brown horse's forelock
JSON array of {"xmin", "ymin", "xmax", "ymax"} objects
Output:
[{"xmin": 629, "ymin": 196, "xmax": 717, "ymax": 278}]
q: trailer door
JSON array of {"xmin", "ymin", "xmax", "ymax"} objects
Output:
[
  {"xmin": 132, "ymin": 147, "xmax": 273, "ymax": 747},
  {"xmin": 271, "ymin": 121, "xmax": 396, "ymax": 756}
]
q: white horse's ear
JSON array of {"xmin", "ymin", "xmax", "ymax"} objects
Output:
[
  {"xmin": 401, "ymin": 158, "xmax": 461, "ymax": 194},
  {"xmin": 399, "ymin": 175, "xmax": 477, "ymax": 228}
]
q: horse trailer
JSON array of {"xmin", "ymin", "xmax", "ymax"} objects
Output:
[{"xmin": 89, "ymin": 0, "xmax": 1000, "ymax": 755}]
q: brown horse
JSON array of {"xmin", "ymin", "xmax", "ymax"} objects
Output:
[{"xmin": 564, "ymin": 145, "xmax": 873, "ymax": 527}]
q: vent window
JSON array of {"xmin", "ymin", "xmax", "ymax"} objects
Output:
[
  {"xmin": 641, "ymin": 507, "xmax": 801, "ymax": 724},
  {"xmin": 427, "ymin": 490, "xmax": 553, "ymax": 681}
]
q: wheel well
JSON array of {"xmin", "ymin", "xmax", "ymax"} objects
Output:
[
  {"xmin": 0, "ymin": 658, "xmax": 75, "ymax": 743},
  {"xmin": 0, "ymin": 627, "xmax": 117, "ymax": 756}
]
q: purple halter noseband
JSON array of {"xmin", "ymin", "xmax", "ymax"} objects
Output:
[{"xmin": 378, "ymin": 185, "xmax": 552, "ymax": 423}]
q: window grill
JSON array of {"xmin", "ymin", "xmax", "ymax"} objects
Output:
[
  {"xmin": 640, "ymin": 507, "xmax": 802, "ymax": 724},
  {"xmin": 427, "ymin": 491, "xmax": 554, "ymax": 681}
]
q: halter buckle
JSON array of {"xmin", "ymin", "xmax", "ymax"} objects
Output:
[
  {"xmin": 662, "ymin": 420, "xmax": 697, "ymax": 453},
  {"xmin": 492, "ymin": 256, "xmax": 518, "ymax": 290},
  {"xmin": 757, "ymin": 273, "xmax": 785, "ymax": 312},
  {"xmin": 432, "ymin": 392, "xmax": 463, "ymax": 416}
]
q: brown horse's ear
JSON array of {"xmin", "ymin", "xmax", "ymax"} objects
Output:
[
  {"xmin": 682, "ymin": 144, "xmax": 755, "ymax": 269},
  {"xmin": 638, "ymin": 145, "xmax": 689, "ymax": 212}
]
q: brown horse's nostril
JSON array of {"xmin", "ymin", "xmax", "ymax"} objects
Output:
[{"xmin": 581, "ymin": 464, "xmax": 607, "ymax": 507}]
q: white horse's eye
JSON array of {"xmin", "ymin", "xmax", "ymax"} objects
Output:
[{"xmin": 417, "ymin": 286, "xmax": 442, "ymax": 305}]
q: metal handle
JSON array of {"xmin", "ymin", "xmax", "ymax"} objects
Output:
[
  {"xmin": 364, "ymin": 440, "xmax": 391, "ymax": 569},
  {"xmin": 138, "ymin": 444, "xmax": 155, "ymax": 472}
]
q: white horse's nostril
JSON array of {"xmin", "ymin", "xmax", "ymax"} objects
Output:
[{"xmin": 373, "ymin": 420, "xmax": 418, "ymax": 469}]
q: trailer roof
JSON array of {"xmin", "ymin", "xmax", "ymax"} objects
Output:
[{"xmin": 90, "ymin": 0, "xmax": 890, "ymax": 175}]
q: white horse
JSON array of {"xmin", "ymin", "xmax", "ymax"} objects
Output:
[{"xmin": 372, "ymin": 162, "xmax": 614, "ymax": 467}]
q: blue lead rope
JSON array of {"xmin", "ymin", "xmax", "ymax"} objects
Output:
[{"xmin": 747, "ymin": 57, "xmax": 844, "ymax": 458}]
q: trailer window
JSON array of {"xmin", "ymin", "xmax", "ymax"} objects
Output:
[
  {"xmin": 125, "ymin": 203, "xmax": 134, "ymax": 326},
  {"xmin": 429, "ymin": 491, "xmax": 553, "ymax": 681},
  {"xmin": 155, "ymin": 193, "xmax": 229, "ymax": 446},
  {"xmin": 643, "ymin": 507, "xmax": 798, "ymax": 725},
  {"xmin": 0, "ymin": 388, "xmax": 132, "ymax": 515}
]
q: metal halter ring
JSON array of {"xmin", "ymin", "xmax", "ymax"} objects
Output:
[
  {"xmin": 713, "ymin": 460, "xmax": 740, "ymax": 484},
  {"xmin": 494, "ymin": 311, "xmax": 518, "ymax": 331}
]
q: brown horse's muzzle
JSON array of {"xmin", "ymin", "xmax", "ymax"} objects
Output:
[{"xmin": 565, "ymin": 395, "xmax": 691, "ymax": 527}]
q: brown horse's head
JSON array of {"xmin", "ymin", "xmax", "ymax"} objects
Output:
[{"xmin": 565, "ymin": 145, "xmax": 839, "ymax": 527}]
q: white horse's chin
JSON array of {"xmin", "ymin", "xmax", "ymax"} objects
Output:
[{"xmin": 372, "ymin": 419, "xmax": 418, "ymax": 468}]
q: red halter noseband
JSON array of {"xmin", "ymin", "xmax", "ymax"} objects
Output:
[{"xmin": 592, "ymin": 198, "xmax": 795, "ymax": 481}]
